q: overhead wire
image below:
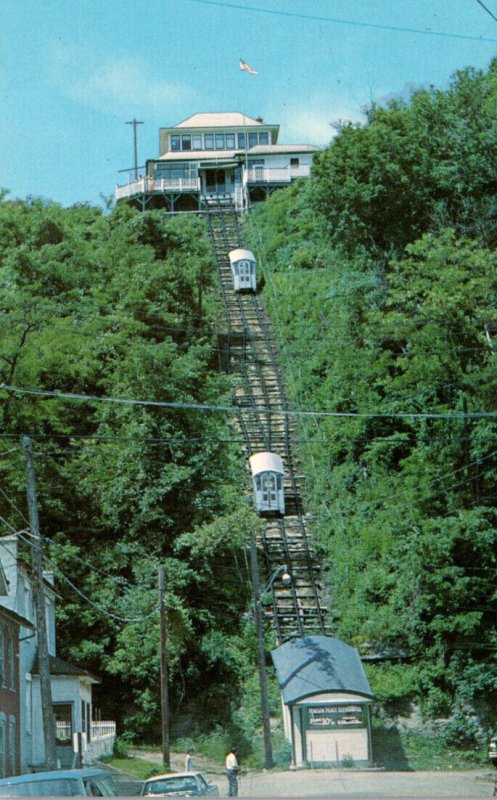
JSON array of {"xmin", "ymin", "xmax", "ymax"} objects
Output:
[
  {"xmin": 2, "ymin": 382, "xmax": 497, "ymax": 420},
  {"xmin": 475, "ymin": 0, "xmax": 497, "ymax": 23},
  {"xmin": 16, "ymin": 531, "xmax": 158, "ymax": 624},
  {"xmin": 185, "ymin": 0, "xmax": 497, "ymax": 43}
]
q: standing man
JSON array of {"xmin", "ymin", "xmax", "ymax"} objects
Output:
[
  {"xmin": 225, "ymin": 746, "xmax": 239, "ymax": 797},
  {"xmin": 185, "ymin": 748, "xmax": 195, "ymax": 772}
]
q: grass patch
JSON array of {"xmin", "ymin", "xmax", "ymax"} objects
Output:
[{"xmin": 100, "ymin": 755, "xmax": 160, "ymax": 780}]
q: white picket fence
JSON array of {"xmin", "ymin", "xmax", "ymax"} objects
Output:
[{"xmin": 56, "ymin": 720, "xmax": 116, "ymax": 741}]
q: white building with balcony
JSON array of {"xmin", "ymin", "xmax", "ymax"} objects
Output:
[
  {"xmin": 0, "ymin": 537, "xmax": 116, "ymax": 772},
  {"xmin": 116, "ymin": 112, "xmax": 320, "ymax": 212}
]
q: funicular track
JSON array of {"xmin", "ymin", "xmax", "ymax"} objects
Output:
[{"xmin": 204, "ymin": 194, "xmax": 329, "ymax": 643}]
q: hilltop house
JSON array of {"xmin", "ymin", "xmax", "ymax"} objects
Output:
[
  {"xmin": 116, "ymin": 112, "xmax": 320, "ymax": 212},
  {"xmin": 0, "ymin": 536, "xmax": 115, "ymax": 774}
]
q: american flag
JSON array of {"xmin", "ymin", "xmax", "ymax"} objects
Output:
[{"xmin": 239, "ymin": 59, "xmax": 258, "ymax": 75}]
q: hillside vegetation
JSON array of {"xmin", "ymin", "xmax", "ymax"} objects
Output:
[
  {"xmin": 0, "ymin": 198, "xmax": 264, "ymax": 744},
  {"xmin": 3, "ymin": 57, "xmax": 497, "ymax": 761},
  {"xmin": 245, "ymin": 59, "xmax": 497, "ymax": 742}
]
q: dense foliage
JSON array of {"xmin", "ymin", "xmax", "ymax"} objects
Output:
[
  {"xmin": 246, "ymin": 59, "xmax": 497, "ymax": 735},
  {"xmin": 0, "ymin": 198, "xmax": 260, "ymax": 738}
]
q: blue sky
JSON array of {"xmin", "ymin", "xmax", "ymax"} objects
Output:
[{"xmin": 2, "ymin": 0, "xmax": 497, "ymax": 207}]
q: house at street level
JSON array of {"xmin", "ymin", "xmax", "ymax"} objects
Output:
[
  {"xmin": 116, "ymin": 112, "xmax": 320, "ymax": 212},
  {"xmin": 0, "ymin": 536, "xmax": 116, "ymax": 775}
]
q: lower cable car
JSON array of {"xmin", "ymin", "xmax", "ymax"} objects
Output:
[{"xmin": 249, "ymin": 451, "xmax": 285, "ymax": 515}]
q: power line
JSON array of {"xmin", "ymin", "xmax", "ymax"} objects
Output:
[
  {"xmin": 185, "ymin": 0, "xmax": 497, "ymax": 43},
  {"xmin": 475, "ymin": 0, "xmax": 497, "ymax": 23},
  {"xmin": 17, "ymin": 532, "xmax": 158, "ymax": 624},
  {"xmin": 2, "ymin": 382, "xmax": 497, "ymax": 420}
]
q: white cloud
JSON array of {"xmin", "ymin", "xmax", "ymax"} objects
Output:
[
  {"xmin": 278, "ymin": 97, "xmax": 365, "ymax": 146},
  {"xmin": 47, "ymin": 42, "xmax": 192, "ymax": 116}
]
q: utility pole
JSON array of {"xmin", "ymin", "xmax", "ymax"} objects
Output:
[
  {"xmin": 23, "ymin": 436, "xmax": 57, "ymax": 770},
  {"xmin": 158, "ymin": 565, "xmax": 170, "ymax": 769},
  {"xmin": 250, "ymin": 535, "xmax": 273, "ymax": 770},
  {"xmin": 126, "ymin": 119, "xmax": 144, "ymax": 180}
]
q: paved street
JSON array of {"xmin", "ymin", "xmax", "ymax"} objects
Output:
[{"xmin": 232, "ymin": 768, "xmax": 496, "ymax": 798}]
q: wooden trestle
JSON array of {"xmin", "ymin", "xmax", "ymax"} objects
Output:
[{"xmin": 204, "ymin": 194, "xmax": 330, "ymax": 644}]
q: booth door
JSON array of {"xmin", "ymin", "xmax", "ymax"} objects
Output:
[
  {"xmin": 238, "ymin": 260, "xmax": 252, "ymax": 290},
  {"xmin": 261, "ymin": 473, "xmax": 278, "ymax": 510}
]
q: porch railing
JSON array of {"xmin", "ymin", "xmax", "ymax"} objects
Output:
[
  {"xmin": 116, "ymin": 176, "xmax": 201, "ymax": 200},
  {"xmin": 246, "ymin": 165, "xmax": 311, "ymax": 184},
  {"xmin": 55, "ymin": 720, "xmax": 116, "ymax": 741}
]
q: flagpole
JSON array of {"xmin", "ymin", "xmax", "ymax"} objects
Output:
[{"xmin": 239, "ymin": 59, "xmax": 258, "ymax": 213}]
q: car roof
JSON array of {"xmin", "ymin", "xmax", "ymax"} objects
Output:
[
  {"xmin": 145, "ymin": 772, "xmax": 202, "ymax": 781},
  {"xmin": 0, "ymin": 768, "xmax": 110, "ymax": 785}
]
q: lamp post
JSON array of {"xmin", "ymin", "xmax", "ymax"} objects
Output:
[{"xmin": 250, "ymin": 536, "xmax": 291, "ymax": 770}]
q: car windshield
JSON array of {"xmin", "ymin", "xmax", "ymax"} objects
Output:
[{"xmin": 145, "ymin": 777, "xmax": 198, "ymax": 794}]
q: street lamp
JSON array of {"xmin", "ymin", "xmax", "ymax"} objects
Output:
[{"xmin": 250, "ymin": 537, "xmax": 292, "ymax": 770}]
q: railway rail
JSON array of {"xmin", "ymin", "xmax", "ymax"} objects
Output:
[{"xmin": 204, "ymin": 194, "xmax": 329, "ymax": 643}]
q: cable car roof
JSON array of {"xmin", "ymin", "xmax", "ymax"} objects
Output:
[
  {"xmin": 229, "ymin": 248, "xmax": 255, "ymax": 264},
  {"xmin": 249, "ymin": 451, "xmax": 284, "ymax": 476}
]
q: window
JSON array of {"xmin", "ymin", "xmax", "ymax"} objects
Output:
[
  {"xmin": 8, "ymin": 636, "xmax": 15, "ymax": 691},
  {"xmin": 192, "ymin": 134, "xmax": 202, "ymax": 150},
  {"xmin": 0, "ymin": 714, "xmax": 6, "ymax": 778},
  {"xmin": 204, "ymin": 134, "xmax": 214, "ymax": 149},
  {"xmin": 290, "ymin": 157, "xmax": 300, "ymax": 167},
  {"xmin": 248, "ymin": 132, "xmax": 258, "ymax": 148},
  {"xmin": 259, "ymin": 131, "xmax": 269, "ymax": 145},
  {"xmin": 226, "ymin": 133, "xmax": 235, "ymax": 148},
  {"xmin": 237, "ymin": 133, "xmax": 246, "ymax": 148},
  {"xmin": 181, "ymin": 135, "xmax": 191, "ymax": 151},
  {"xmin": 0, "ymin": 631, "xmax": 5, "ymax": 687},
  {"xmin": 8, "ymin": 717, "xmax": 15, "ymax": 776},
  {"xmin": 170, "ymin": 135, "xmax": 181, "ymax": 151},
  {"xmin": 25, "ymin": 676, "xmax": 32, "ymax": 734},
  {"xmin": 215, "ymin": 134, "xmax": 225, "ymax": 149},
  {"xmin": 155, "ymin": 163, "xmax": 198, "ymax": 182}
]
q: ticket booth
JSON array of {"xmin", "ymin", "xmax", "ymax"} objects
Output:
[{"xmin": 271, "ymin": 635, "xmax": 373, "ymax": 768}]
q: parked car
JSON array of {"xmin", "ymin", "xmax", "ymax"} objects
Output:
[
  {"xmin": 141, "ymin": 772, "xmax": 219, "ymax": 797},
  {"xmin": 0, "ymin": 767, "xmax": 117, "ymax": 796},
  {"xmin": 489, "ymin": 732, "xmax": 497, "ymax": 766}
]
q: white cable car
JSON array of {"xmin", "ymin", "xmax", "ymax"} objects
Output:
[
  {"xmin": 249, "ymin": 452, "xmax": 285, "ymax": 516},
  {"xmin": 229, "ymin": 248, "xmax": 257, "ymax": 292}
]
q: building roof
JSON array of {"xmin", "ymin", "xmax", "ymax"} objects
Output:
[
  {"xmin": 175, "ymin": 112, "xmax": 267, "ymax": 128},
  {"xmin": 271, "ymin": 635, "xmax": 373, "ymax": 704},
  {"xmin": 32, "ymin": 653, "xmax": 100, "ymax": 683}
]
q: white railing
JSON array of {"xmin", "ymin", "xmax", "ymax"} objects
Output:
[
  {"xmin": 116, "ymin": 177, "xmax": 201, "ymax": 200},
  {"xmin": 246, "ymin": 165, "xmax": 311, "ymax": 183},
  {"xmin": 56, "ymin": 721, "xmax": 116, "ymax": 741},
  {"xmin": 91, "ymin": 721, "xmax": 116, "ymax": 739}
]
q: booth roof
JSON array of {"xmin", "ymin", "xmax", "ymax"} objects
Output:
[{"xmin": 271, "ymin": 635, "xmax": 372, "ymax": 704}]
